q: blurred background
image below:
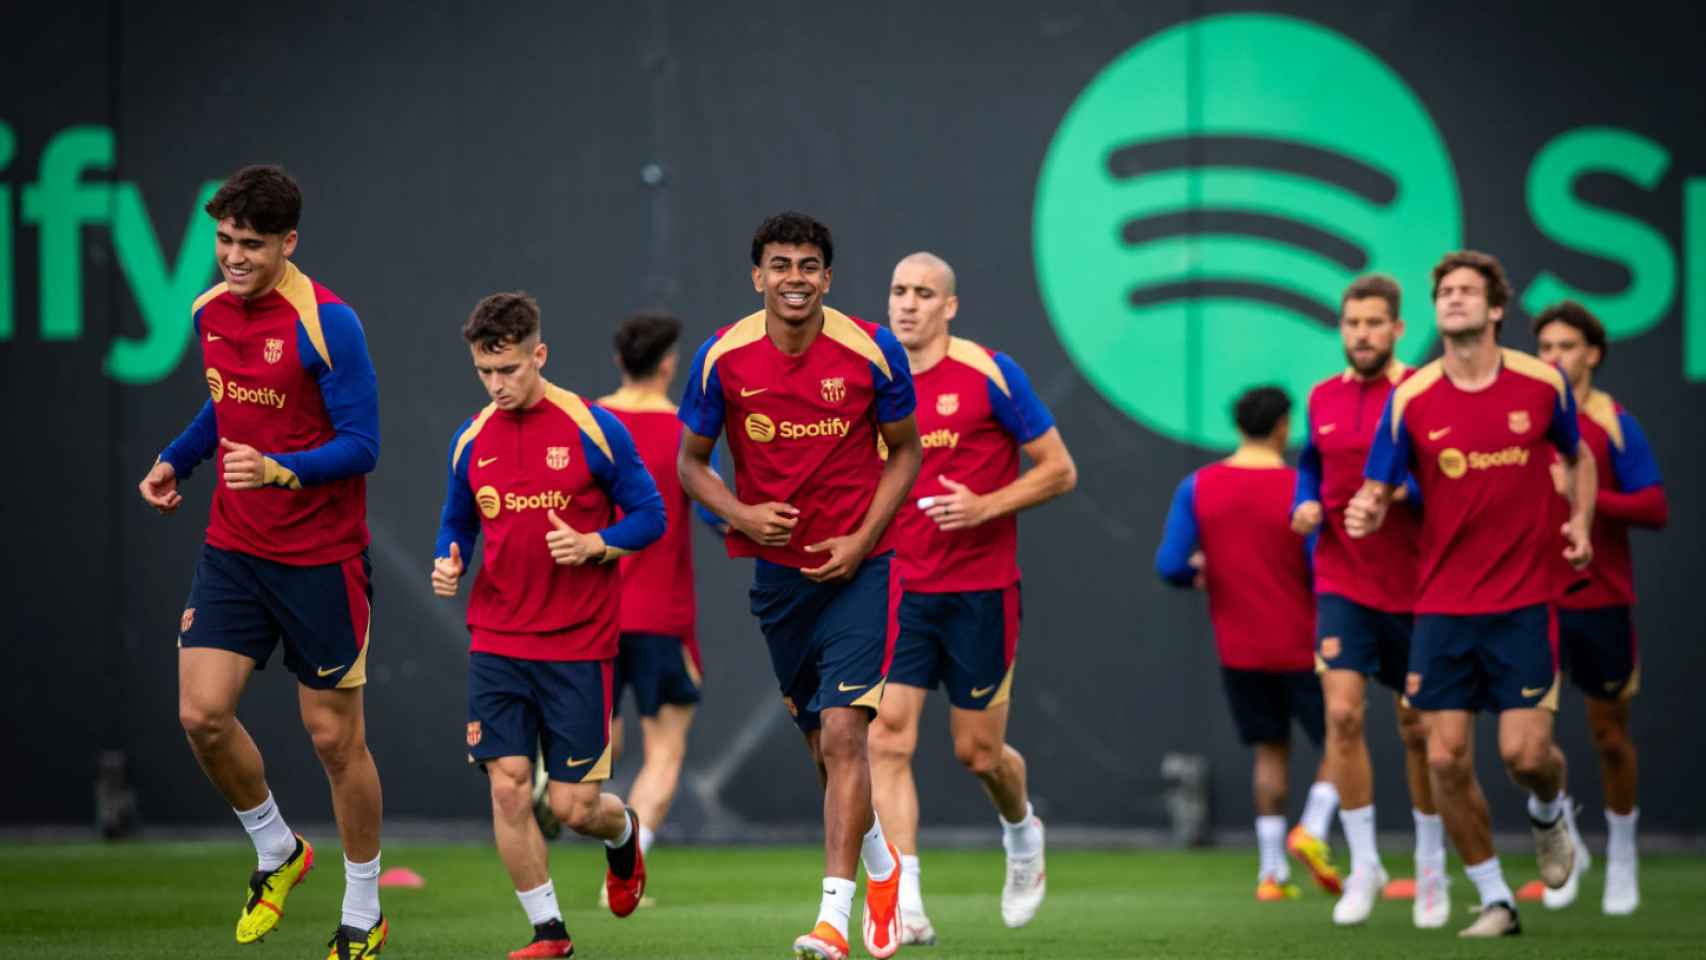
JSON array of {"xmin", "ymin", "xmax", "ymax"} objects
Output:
[{"xmin": 2, "ymin": 0, "xmax": 1701, "ymax": 845}]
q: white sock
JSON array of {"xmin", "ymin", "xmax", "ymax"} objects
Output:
[
  {"xmin": 1606, "ymin": 808, "xmax": 1639, "ymax": 866},
  {"xmin": 1528, "ymin": 791, "xmax": 1565, "ymax": 825},
  {"xmin": 1001, "ymin": 801, "xmax": 1042, "ymax": 860},
  {"xmin": 1464, "ymin": 856, "xmax": 1514, "ymax": 908},
  {"xmin": 1339, "ymin": 805, "xmax": 1382, "ymax": 876},
  {"xmin": 1413, "ymin": 809, "xmax": 1446, "ymax": 869},
  {"xmin": 638, "ymin": 824, "xmax": 656, "ymax": 857},
  {"xmin": 899, "ymin": 854, "xmax": 925, "ymax": 914},
  {"xmin": 234, "ymin": 792, "xmax": 297, "ymax": 871},
  {"xmin": 603, "ymin": 807, "xmax": 634, "ymax": 849},
  {"xmin": 1256, "ymin": 815, "xmax": 1289, "ymax": 881},
  {"xmin": 861, "ymin": 815, "xmax": 897, "ymax": 880},
  {"xmin": 1300, "ymin": 781, "xmax": 1339, "ymax": 841},
  {"xmin": 341, "ymin": 854, "xmax": 382, "ymax": 930},
  {"xmin": 516, "ymin": 880, "xmax": 562, "ymax": 926},
  {"xmin": 817, "ymin": 877, "xmax": 857, "ymax": 940}
]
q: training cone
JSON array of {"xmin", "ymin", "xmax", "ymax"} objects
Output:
[
  {"xmin": 378, "ymin": 867, "xmax": 426, "ymax": 888},
  {"xmin": 1382, "ymin": 877, "xmax": 1416, "ymax": 899},
  {"xmin": 1516, "ymin": 880, "xmax": 1546, "ymax": 902}
]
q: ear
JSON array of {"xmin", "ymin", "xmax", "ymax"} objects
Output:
[
  {"xmin": 534, "ymin": 340, "xmax": 549, "ymax": 368},
  {"xmin": 820, "ymin": 265, "xmax": 832, "ymax": 294},
  {"xmin": 1587, "ymin": 344, "xmax": 1603, "ymax": 370},
  {"xmin": 942, "ymin": 293, "xmax": 960, "ymax": 323},
  {"xmin": 1488, "ymin": 304, "xmax": 1505, "ymax": 325},
  {"xmin": 280, "ymin": 229, "xmax": 299, "ymax": 258},
  {"xmin": 751, "ymin": 265, "xmax": 764, "ymax": 293}
]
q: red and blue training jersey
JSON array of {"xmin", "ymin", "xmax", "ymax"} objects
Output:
[
  {"xmin": 678, "ymin": 308, "xmax": 915, "ymax": 569},
  {"xmin": 159, "ymin": 261, "xmax": 379, "ymax": 566},
  {"xmin": 1294, "ymin": 363, "xmax": 1420, "ymax": 613},
  {"xmin": 1553, "ymin": 389, "xmax": 1667, "ymax": 609},
  {"xmin": 1155, "ymin": 451, "xmax": 1316, "ymax": 672},
  {"xmin": 1364, "ymin": 349, "xmax": 1580, "ymax": 615},
  {"xmin": 895, "ymin": 337, "xmax": 1055, "ymax": 593},
  {"xmin": 435, "ymin": 383, "xmax": 666, "ymax": 661}
]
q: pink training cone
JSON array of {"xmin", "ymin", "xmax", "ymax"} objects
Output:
[{"xmin": 378, "ymin": 867, "xmax": 425, "ymax": 889}]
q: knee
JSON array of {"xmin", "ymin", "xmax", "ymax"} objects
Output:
[
  {"xmin": 817, "ymin": 716, "xmax": 867, "ymax": 768},
  {"xmin": 179, "ymin": 702, "xmax": 231, "ymax": 746},
  {"xmin": 1427, "ymin": 742, "xmax": 1471, "ymax": 784},
  {"xmin": 549, "ymin": 792, "xmax": 600, "ymax": 833},
  {"xmin": 952, "ymin": 736, "xmax": 1002, "ymax": 778},
  {"xmin": 1326, "ymin": 701, "xmax": 1365, "ymax": 742},
  {"xmin": 1398, "ymin": 715, "xmax": 1428, "ymax": 753},
  {"xmin": 867, "ymin": 718, "xmax": 916, "ymax": 768},
  {"xmin": 306, "ymin": 723, "xmax": 360, "ymax": 773},
  {"xmin": 1499, "ymin": 738, "xmax": 1550, "ymax": 781},
  {"xmin": 490, "ymin": 772, "xmax": 533, "ymax": 820},
  {"xmin": 1590, "ymin": 719, "xmax": 1632, "ymax": 759}
]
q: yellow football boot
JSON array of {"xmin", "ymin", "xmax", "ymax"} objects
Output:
[{"xmin": 235, "ymin": 834, "xmax": 314, "ymax": 943}]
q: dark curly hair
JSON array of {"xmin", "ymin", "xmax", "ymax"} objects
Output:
[
  {"xmin": 750, "ymin": 211, "xmax": 834, "ymax": 267},
  {"xmin": 463, "ymin": 291, "xmax": 540, "ymax": 352},
  {"xmin": 204, "ymin": 164, "xmax": 302, "ymax": 235}
]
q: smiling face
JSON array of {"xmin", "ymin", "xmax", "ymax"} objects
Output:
[
  {"xmin": 471, "ymin": 336, "xmax": 548, "ymax": 410},
  {"xmin": 752, "ymin": 242, "xmax": 831, "ymax": 327},
  {"xmin": 215, "ymin": 217, "xmax": 296, "ymax": 298},
  {"xmin": 1434, "ymin": 265, "xmax": 1503, "ymax": 337},
  {"xmin": 1340, "ymin": 295, "xmax": 1402, "ymax": 377}
]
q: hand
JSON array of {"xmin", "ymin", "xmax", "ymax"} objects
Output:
[
  {"xmin": 139, "ymin": 459, "xmax": 182, "ymax": 515},
  {"xmin": 1188, "ymin": 550, "xmax": 1206, "ymax": 591},
  {"xmin": 432, "ymin": 542, "xmax": 464, "ymax": 597},
  {"xmin": 1344, "ymin": 483, "xmax": 1387, "ymax": 539},
  {"xmin": 919, "ymin": 475, "xmax": 989, "ymax": 531},
  {"xmin": 800, "ymin": 532, "xmax": 872, "ymax": 583},
  {"xmin": 219, "ymin": 437, "xmax": 266, "ymax": 490},
  {"xmin": 546, "ymin": 509, "xmax": 607, "ymax": 566},
  {"xmin": 1562, "ymin": 518, "xmax": 1593, "ymax": 570},
  {"xmin": 1290, "ymin": 500, "xmax": 1323, "ymax": 535},
  {"xmin": 733, "ymin": 501, "xmax": 799, "ymax": 547}
]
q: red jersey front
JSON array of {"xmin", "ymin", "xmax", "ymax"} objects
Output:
[
  {"xmin": 895, "ymin": 337, "xmax": 1056, "ymax": 592},
  {"xmin": 1365, "ymin": 349, "xmax": 1580, "ymax": 615},
  {"xmin": 1295, "ymin": 363, "xmax": 1420, "ymax": 613},
  {"xmin": 434, "ymin": 384, "xmax": 666, "ymax": 661},
  {"xmin": 1553, "ymin": 390, "xmax": 1667, "ymax": 609},
  {"xmin": 678, "ymin": 308, "xmax": 915, "ymax": 569}
]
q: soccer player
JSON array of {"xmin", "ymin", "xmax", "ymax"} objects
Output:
[
  {"xmin": 1292, "ymin": 274, "xmax": 1447, "ymax": 927},
  {"xmin": 1156, "ymin": 386, "xmax": 1342, "ymax": 902},
  {"xmin": 1533, "ymin": 300, "xmax": 1667, "ymax": 914},
  {"xmin": 432, "ymin": 292, "xmax": 666, "ymax": 959},
  {"xmin": 1347, "ymin": 250, "xmax": 1594, "ymax": 938},
  {"xmin": 596, "ymin": 311, "xmax": 712, "ymax": 887},
  {"xmin": 869, "ymin": 252, "xmax": 1077, "ymax": 944},
  {"xmin": 677, "ymin": 212, "xmax": 921, "ymax": 960},
  {"xmin": 136, "ymin": 165, "xmax": 388, "ymax": 958}
]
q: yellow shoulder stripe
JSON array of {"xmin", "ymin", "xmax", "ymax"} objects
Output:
[
  {"xmin": 1581, "ymin": 389, "xmax": 1625, "ymax": 452},
  {"xmin": 1386, "ymin": 359, "xmax": 1408, "ymax": 384},
  {"xmin": 1389, "ymin": 359, "xmax": 1445, "ymax": 441},
  {"xmin": 822, "ymin": 307, "xmax": 892, "ymax": 380},
  {"xmin": 451, "ymin": 403, "xmax": 499, "ymax": 469},
  {"xmin": 275, "ymin": 261, "xmax": 332, "ymax": 369},
  {"xmin": 700, "ymin": 311, "xmax": 768, "ymax": 391},
  {"xmin": 945, "ymin": 336, "xmax": 1010, "ymax": 397},
  {"xmin": 597, "ymin": 388, "xmax": 678, "ymax": 414},
  {"xmin": 191, "ymin": 282, "xmax": 228, "ymax": 316},
  {"xmin": 1501, "ymin": 348, "xmax": 1567, "ymax": 401},
  {"xmin": 546, "ymin": 383, "xmax": 613, "ymax": 462}
]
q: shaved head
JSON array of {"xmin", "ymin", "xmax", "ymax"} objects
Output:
[
  {"xmin": 894, "ymin": 251, "xmax": 956, "ymax": 296},
  {"xmin": 889, "ymin": 251, "xmax": 960, "ymax": 357}
]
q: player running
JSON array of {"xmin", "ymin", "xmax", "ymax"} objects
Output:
[
  {"xmin": 1533, "ymin": 300, "xmax": 1667, "ymax": 914},
  {"xmin": 432, "ymin": 292, "xmax": 665, "ymax": 959},
  {"xmin": 1157, "ymin": 386, "xmax": 1343, "ymax": 902},
  {"xmin": 868, "ymin": 252, "xmax": 1077, "ymax": 944},
  {"xmin": 1347, "ymin": 251, "xmax": 1593, "ymax": 938},
  {"xmin": 677, "ymin": 212, "xmax": 922, "ymax": 960},
  {"xmin": 138, "ymin": 164, "xmax": 388, "ymax": 958},
  {"xmin": 1292, "ymin": 275, "xmax": 1447, "ymax": 927}
]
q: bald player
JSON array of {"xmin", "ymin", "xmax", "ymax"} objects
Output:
[{"xmin": 870, "ymin": 252, "xmax": 1077, "ymax": 944}]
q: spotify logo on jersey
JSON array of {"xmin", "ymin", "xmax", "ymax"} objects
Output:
[{"xmin": 1034, "ymin": 13, "xmax": 1461, "ymax": 450}]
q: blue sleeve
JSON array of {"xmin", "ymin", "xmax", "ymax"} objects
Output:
[
  {"xmin": 1303, "ymin": 530, "xmax": 1318, "ymax": 580},
  {"xmin": 677, "ymin": 335, "xmax": 725, "ymax": 439},
  {"xmin": 1547, "ymin": 377, "xmax": 1581, "ymax": 458},
  {"xmin": 1294, "ymin": 411, "xmax": 1322, "ymax": 508},
  {"xmin": 1612, "ymin": 412, "xmax": 1662, "ymax": 491},
  {"xmin": 988, "ymin": 352, "xmax": 1055, "ymax": 443},
  {"xmin": 433, "ymin": 419, "xmax": 479, "ymax": 561},
  {"xmin": 1154, "ymin": 473, "xmax": 1201, "ymax": 587},
  {"xmin": 160, "ymin": 399, "xmax": 218, "ymax": 480},
  {"xmin": 269, "ymin": 304, "xmax": 381, "ymax": 485},
  {"xmin": 1363, "ymin": 393, "xmax": 1412, "ymax": 486},
  {"xmin": 586, "ymin": 406, "xmax": 667, "ymax": 553},
  {"xmin": 872, "ymin": 326, "xmax": 917, "ymax": 423}
]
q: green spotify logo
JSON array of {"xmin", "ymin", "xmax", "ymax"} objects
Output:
[{"xmin": 1035, "ymin": 13, "xmax": 1460, "ymax": 450}]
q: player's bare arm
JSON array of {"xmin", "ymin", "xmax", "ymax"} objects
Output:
[
  {"xmin": 1559, "ymin": 441, "xmax": 1598, "ymax": 569},
  {"xmin": 923, "ymin": 427, "xmax": 1077, "ymax": 532},
  {"xmin": 1343, "ymin": 480, "xmax": 1393, "ymax": 539},
  {"xmin": 803, "ymin": 414, "xmax": 922, "ymax": 582},
  {"xmin": 677, "ymin": 429, "xmax": 798, "ymax": 547}
]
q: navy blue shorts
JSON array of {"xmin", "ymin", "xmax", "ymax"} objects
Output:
[
  {"xmin": 748, "ymin": 551, "xmax": 898, "ymax": 733},
  {"xmin": 1408, "ymin": 604, "xmax": 1558, "ymax": 713},
  {"xmin": 179, "ymin": 545, "xmax": 372, "ymax": 690},
  {"xmin": 466, "ymin": 652, "xmax": 614, "ymax": 783},
  {"xmin": 891, "ymin": 585, "xmax": 1020, "ymax": 710},
  {"xmin": 1557, "ymin": 606, "xmax": 1639, "ymax": 701},
  {"xmin": 1316, "ymin": 593, "xmax": 1413, "ymax": 694},
  {"xmin": 1219, "ymin": 668, "xmax": 1324, "ymax": 747},
  {"xmin": 613, "ymin": 632, "xmax": 703, "ymax": 718}
]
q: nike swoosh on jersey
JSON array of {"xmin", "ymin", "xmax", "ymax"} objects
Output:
[
  {"xmin": 739, "ymin": 387, "xmax": 769, "ymax": 397},
  {"xmin": 477, "ymin": 456, "xmax": 499, "ymax": 467},
  {"xmin": 206, "ymin": 333, "xmax": 223, "ymax": 342},
  {"xmin": 1317, "ymin": 424, "xmax": 1336, "ymax": 435},
  {"xmin": 1428, "ymin": 427, "xmax": 1452, "ymax": 441}
]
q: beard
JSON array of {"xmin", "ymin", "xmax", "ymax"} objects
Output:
[{"xmin": 1345, "ymin": 345, "xmax": 1393, "ymax": 377}]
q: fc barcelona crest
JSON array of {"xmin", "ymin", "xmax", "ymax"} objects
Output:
[
  {"xmin": 545, "ymin": 446, "xmax": 571, "ymax": 470},
  {"xmin": 936, "ymin": 393, "xmax": 960, "ymax": 416},
  {"xmin": 263, "ymin": 337, "xmax": 284, "ymax": 364},
  {"xmin": 1508, "ymin": 410, "xmax": 1531, "ymax": 434},
  {"xmin": 820, "ymin": 377, "xmax": 846, "ymax": 404}
]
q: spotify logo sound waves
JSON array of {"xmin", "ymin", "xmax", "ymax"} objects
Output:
[{"xmin": 1034, "ymin": 13, "xmax": 1462, "ymax": 450}]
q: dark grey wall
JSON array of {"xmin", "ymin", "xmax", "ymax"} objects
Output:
[{"xmin": 3, "ymin": 1, "xmax": 1702, "ymax": 836}]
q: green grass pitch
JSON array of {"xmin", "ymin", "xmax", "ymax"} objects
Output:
[{"xmin": 2, "ymin": 842, "xmax": 1700, "ymax": 958}]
